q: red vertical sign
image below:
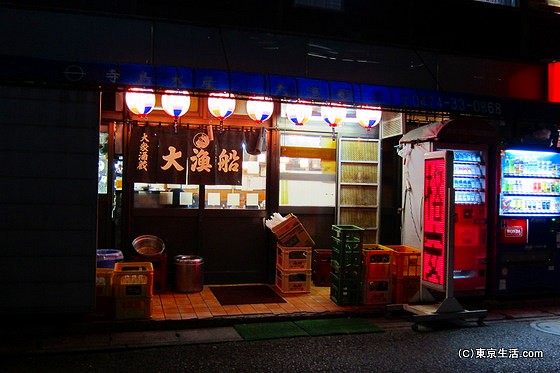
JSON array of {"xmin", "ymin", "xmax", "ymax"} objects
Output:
[
  {"xmin": 422, "ymin": 152, "xmax": 453, "ymax": 292},
  {"xmin": 548, "ymin": 62, "xmax": 560, "ymax": 103}
]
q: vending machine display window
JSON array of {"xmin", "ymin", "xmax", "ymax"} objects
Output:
[{"xmin": 499, "ymin": 149, "xmax": 560, "ymax": 216}]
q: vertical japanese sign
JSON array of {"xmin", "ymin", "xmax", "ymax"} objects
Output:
[
  {"xmin": 422, "ymin": 150, "xmax": 454, "ymax": 292},
  {"xmin": 128, "ymin": 125, "xmax": 158, "ymax": 182},
  {"xmin": 187, "ymin": 128, "xmax": 243, "ymax": 185},
  {"xmin": 157, "ymin": 126, "xmax": 189, "ymax": 184},
  {"xmin": 215, "ymin": 130, "xmax": 243, "ymax": 185}
]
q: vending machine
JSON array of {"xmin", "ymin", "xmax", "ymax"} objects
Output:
[
  {"xmin": 496, "ymin": 148, "xmax": 560, "ymax": 295},
  {"xmin": 399, "ymin": 118, "xmax": 498, "ymax": 296}
]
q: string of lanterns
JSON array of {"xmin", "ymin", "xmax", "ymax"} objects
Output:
[{"xmin": 124, "ymin": 89, "xmax": 382, "ymax": 135}]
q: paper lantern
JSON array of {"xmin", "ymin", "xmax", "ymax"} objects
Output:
[
  {"xmin": 208, "ymin": 93, "xmax": 236, "ymax": 121},
  {"xmin": 356, "ymin": 108, "xmax": 382, "ymax": 129},
  {"xmin": 161, "ymin": 91, "xmax": 191, "ymax": 119},
  {"xmin": 125, "ymin": 88, "xmax": 155, "ymax": 117},
  {"xmin": 285, "ymin": 103, "xmax": 312, "ymax": 126},
  {"xmin": 246, "ymin": 97, "xmax": 274, "ymax": 124},
  {"xmin": 321, "ymin": 105, "xmax": 347, "ymax": 128}
]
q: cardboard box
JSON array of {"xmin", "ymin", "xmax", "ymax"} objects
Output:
[{"xmin": 271, "ymin": 214, "xmax": 315, "ymax": 247}]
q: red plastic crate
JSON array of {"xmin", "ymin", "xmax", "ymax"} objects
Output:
[
  {"xmin": 362, "ymin": 244, "xmax": 393, "ymax": 279},
  {"xmin": 385, "ymin": 245, "xmax": 421, "ymax": 279},
  {"xmin": 362, "ymin": 278, "xmax": 392, "ymax": 305},
  {"xmin": 393, "ymin": 277, "xmax": 420, "ymax": 304},
  {"xmin": 312, "ymin": 249, "xmax": 332, "ymax": 286}
]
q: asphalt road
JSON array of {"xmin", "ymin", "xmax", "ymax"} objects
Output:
[{"xmin": 3, "ymin": 318, "xmax": 560, "ymax": 373}]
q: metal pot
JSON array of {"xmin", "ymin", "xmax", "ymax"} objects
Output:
[{"xmin": 132, "ymin": 235, "xmax": 165, "ymax": 257}]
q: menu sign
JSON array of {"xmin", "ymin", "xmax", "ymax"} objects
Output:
[{"xmin": 422, "ymin": 151, "xmax": 454, "ymax": 292}]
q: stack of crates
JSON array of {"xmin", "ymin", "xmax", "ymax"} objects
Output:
[
  {"xmin": 113, "ymin": 262, "xmax": 154, "ymax": 319},
  {"xmin": 312, "ymin": 248, "xmax": 332, "ymax": 286},
  {"xmin": 330, "ymin": 225, "xmax": 364, "ymax": 305},
  {"xmin": 362, "ymin": 244, "xmax": 394, "ymax": 305},
  {"xmin": 386, "ymin": 245, "xmax": 421, "ymax": 304},
  {"xmin": 276, "ymin": 245, "xmax": 312, "ymax": 293}
]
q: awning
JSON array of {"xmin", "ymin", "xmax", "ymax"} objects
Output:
[
  {"xmin": 399, "ymin": 117, "xmax": 500, "ymax": 145},
  {"xmin": 399, "ymin": 121, "xmax": 447, "ymax": 144},
  {"xmin": 2, "ymin": 55, "xmax": 560, "ymax": 122}
]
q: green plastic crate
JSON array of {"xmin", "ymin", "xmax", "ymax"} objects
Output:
[{"xmin": 331, "ymin": 225, "xmax": 364, "ymax": 243}]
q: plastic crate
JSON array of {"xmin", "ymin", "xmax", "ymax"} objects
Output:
[
  {"xmin": 330, "ymin": 260, "xmax": 362, "ymax": 279},
  {"xmin": 96, "ymin": 268, "xmax": 114, "ymax": 297},
  {"xmin": 362, "ymin": 278, "xmax": 392, "ymax": 305},
  {"xmin": 332, "ymin": 225, "xmax": 364, "ymax": 243},
  {"xmin": 275, "ymin": 266, "xmax": 311, "ymax": 293},
  {"xmin": 113, "ymin": 262, "xmax": 154, "ymax": 298},
  {"xmin": 115, "ymin": 296, "xmax": 152, "ymax": 319},
  {"xmin": 276, "ymin": 245, "xmax": 312, "ymax": 270},
  {"xmin": 331, "ymin": 248, "xmax": 362, "ymax": 269},
  {"xmin": 362, "ymin": 244, "xmax": 393, "ymax": 279},
  {"xmin": 131, "ymin": 252, "xmax": 167, "ymax": 293},
  {"xmin": 393, "ymin": 277, "xmax": 420, "ymax": 304},
  {"xmin": 312, "ymin": 249, "xmax": 332, "ymax": 286},
  {"xmin": 330, "ymin": 272, "xmax": 362, "ymax": 305},
  {"xmin": 385, "ymin": 245, "xmax": 421, "ymax": 279},
  {"xmin": 332, "ymin": 236, "xmax": 362, "ymax": 253}
]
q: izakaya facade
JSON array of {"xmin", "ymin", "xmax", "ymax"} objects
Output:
[{"xmin": 2, "ymin": 1, "xmax": 560, "ymax": 314}]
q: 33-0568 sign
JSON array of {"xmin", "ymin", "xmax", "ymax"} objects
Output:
[{"xmin": 422, "ymin": 151, "xmax": 455, "ymax": 292}]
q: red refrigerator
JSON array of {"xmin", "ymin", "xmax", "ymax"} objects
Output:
[
  {"xmin": 399, "ymin": 119, "xmax": 498, "ymax": 296},
  {"xmin": 496, "ymin": 148, "xmax": 560, "ymax": 295}
]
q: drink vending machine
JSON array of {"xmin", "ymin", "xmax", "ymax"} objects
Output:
[
  {"xmin": 449, "ymin": 148, "xmax": 488, "ymax": 293},
  {"xmin": 496, "ymin": 148, "xmax": 560, "ymax": 295}
]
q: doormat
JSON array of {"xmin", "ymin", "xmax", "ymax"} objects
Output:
[
  {"xmin": 233, "ymin": 321, "xmax": 309, "ymax": 341},
  {"xmin": 209, "ymin": 284, "xmax": 286, "ymax": 306},
  {"xmin": 294, "ymin": 317, "xmax": 384, "ymax": 336}
]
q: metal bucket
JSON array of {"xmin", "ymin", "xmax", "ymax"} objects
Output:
[
  {"xmin": 132, "ymin": 235, "xmax": 165, "ymax": 257},
  {"xmin": 174, "ymin": 255, "xmax": 204, "ymax": 293}
]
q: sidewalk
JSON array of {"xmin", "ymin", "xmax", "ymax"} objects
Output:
[{"xmin": 2, "ymin": 294, "xmax": 560, "ymax": 355}]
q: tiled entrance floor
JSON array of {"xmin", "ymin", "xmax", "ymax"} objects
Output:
[{"xmin": 150, "ymin": 284, "xmax": 379, "ymax": 321}]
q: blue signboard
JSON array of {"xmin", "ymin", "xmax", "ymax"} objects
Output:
[
  {"xmin": 329, "ymin": 81, "xmax": 354, "ymax": 104},
  {"xmin": 231, "ymin": 72, "xmax": 268, "ymax": 96},
  {"xmin": 269, "ymin": 75, "xmax": 298, "ymax": 98},
  {"xmin": 358, "ymin": 84, "xmax": 392, "ymax": 107},
  {"xmin": 297, "ymin": 78, "xmax": 330, "ymax": 101},
  {"xmin": 119, "ymin": 64, "xmax": 155, "ymax": 87},
  {"xmin": 1, "ymin": 56, "xmax": 560, "ymax": 121},
  {"xmin": 194, "ymin": 69, "xmax": 230, "ymax": 91}
]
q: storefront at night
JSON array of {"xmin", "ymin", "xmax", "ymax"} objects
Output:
[{"xmin": 3, "ymin": 5, "xmax": 560, "ymax": 314}]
